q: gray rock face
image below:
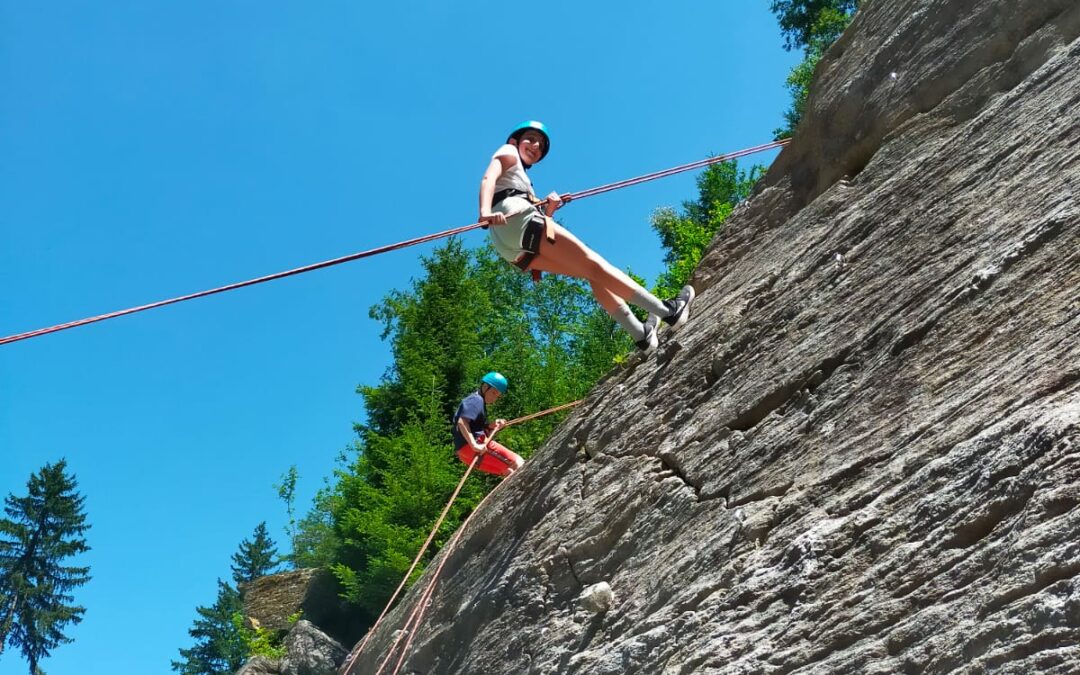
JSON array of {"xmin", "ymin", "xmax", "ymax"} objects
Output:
[
  {"xmin": 280, "ymin": 620, "xmax": 347, "ymax": 675},
  {"xmin": 348, "ymin": 0, "xmax": 1080, "ymax": 673}
]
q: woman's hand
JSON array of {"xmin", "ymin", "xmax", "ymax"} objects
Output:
[
  {"xmin": 480, "ymin": 212, "xmax": 507, "ymax": 226},
  {"xmin": 542, "ymin": 192, "xmax": 564, "ymax": 216}
]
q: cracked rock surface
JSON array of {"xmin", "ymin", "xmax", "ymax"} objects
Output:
[{"xmin": 349, "ymin": 0, "xmax": 1080, "ymax": 672}]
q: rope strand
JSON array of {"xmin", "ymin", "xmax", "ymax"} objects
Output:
[
  {"xmin": 336, "ymin": 454, "xmax": 480, "ymax": 675},
  {"xmin": 2, "ymin": 139, "xmax": 788, "ymax": 346}
]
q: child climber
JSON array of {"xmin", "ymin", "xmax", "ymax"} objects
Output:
[
  {"xmin": 453, "ymin": 372, "xmax": 524, "ymax": 477},
  {"xmin": 478, "ymin": 120, "xmax": 695, "ymax": 353}
]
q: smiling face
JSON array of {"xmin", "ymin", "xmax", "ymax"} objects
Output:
[{"xmin": 513, "ymin": 129, "xmax": 547, "ymax": 165}]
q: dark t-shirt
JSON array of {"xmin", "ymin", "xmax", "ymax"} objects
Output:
[{"xmin": 452, "ymin": 391, "xmax": 487, "ymax": 449}]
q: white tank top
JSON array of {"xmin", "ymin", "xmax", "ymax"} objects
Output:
[{"xmin": 492, "ymin": 144, "xmax": 534, "ymax": 196}]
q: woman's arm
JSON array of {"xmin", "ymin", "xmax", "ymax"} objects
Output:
[{"xmin": 478, "ymin": 154, "xmax": 517, "ymax": 226}]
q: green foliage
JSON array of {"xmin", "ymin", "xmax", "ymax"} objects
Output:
[
  {"xmin": 291, "ymin": 481, "xmax": 341, "ymax": 569},
  {"xmin": 230, "ymin": 522, "xmax": 279, "ymax": 585},
  {"xmin": 0, "ymin": 460, "xmax": 91, "ymax": 674},
  {"xmin": 652, "ymin": 161, "xmax": 765, "ymax": 299},
  {"xmin": 231, "ymin": 613, "xmax": 287, "ymax": 660},
  {"xmin": 771, "ymin": 1, "xmax": 859, "ymax": 138},
  {"xmin": 274, "ymin": 467, "xmax": 299, "ymax": 568},
  {"xmin": 770, "ymin": 0, "xmax": 858, "ymax": 52},
  {"xmin": 171, "ymin": 580, "xmax": 246, "ymax": 675}
]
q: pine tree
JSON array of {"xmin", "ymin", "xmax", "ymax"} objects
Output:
[
  {"xmin": 230, "ymin": 522, "xmax": 279, "ymax": 585},
  {"xmin": 651, "ymin": 160, "xmax": 764, "ymax": 299},
  {"xmin": 770, "ymin": 1, "xmax": 860, "ymax": 137},
  {"xmin": 0, "ymin": 460, "xmax": 91, "ymax": 674},
  {"xmin": 173, "ymin": 524, "xmax": 279, "ymax": 674},
  {"xmin": 170, "ymin": 580, "xmax": 245, "ymax": 675}
]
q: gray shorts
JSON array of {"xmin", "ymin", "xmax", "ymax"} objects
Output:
[{"xmin": 487, "ymin": 196, "xmax": 542, "ymax": 264}]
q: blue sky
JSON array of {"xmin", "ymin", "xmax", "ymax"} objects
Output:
[{"xmin": 0, "ymin": 2, "xmax": 799, "ymax": 673}]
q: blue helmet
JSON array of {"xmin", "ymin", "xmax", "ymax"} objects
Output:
[
  {"xmin": 508, "ymin": 120, "xmax": 550, "ymax": 160},
  {"xmin": 481, "ymin": 371, "xmax": 508, "ymax": 394}
]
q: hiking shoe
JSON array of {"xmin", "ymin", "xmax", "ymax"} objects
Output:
[
  {"xmin": 635, "ymin": 317, "xmax": 658, "ymax": 353},
  {"xmin": 661, "ymin": 285, "xmax": 696, "ymax": 333}
]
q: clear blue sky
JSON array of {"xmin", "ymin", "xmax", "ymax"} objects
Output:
[{"xmin": 0, "ymin": 2, "xmax": 799, "ymax": 673}]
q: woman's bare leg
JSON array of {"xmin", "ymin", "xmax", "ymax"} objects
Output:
[{"xmin": 530, "ymin": 223, "xmax": 669, "ymax": 316}]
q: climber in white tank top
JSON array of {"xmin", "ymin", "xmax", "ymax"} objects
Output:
[{"xmin": 478, "ymin": 120, "xmax": 695, "ymax": 354}]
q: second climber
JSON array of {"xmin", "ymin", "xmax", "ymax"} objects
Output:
[{"xmin": 452, "ymin": 371, "xmax": 523, "ymax": 477}]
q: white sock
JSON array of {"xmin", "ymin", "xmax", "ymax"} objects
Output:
[
  {"xmin": 630, "ymin": 288, "xmax": 670, "ymax": 317},
  {"xmin": 610, "ymin": 304, "xmax": 646, "ymax": 341}
]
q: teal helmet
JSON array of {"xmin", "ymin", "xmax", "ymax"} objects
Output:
[
  {"xmin": 481, "ymin": 371, "xmax": 509, "ymax": 394},
  {"xmin": 508, "ymin": 120, "xmax": 550, "ymax": 160}
]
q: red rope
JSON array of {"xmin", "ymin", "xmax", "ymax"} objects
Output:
[
  {"xmin": 561, "ymin": 139, "xmax": 788, "ymax": 203},
  {"xmin": 503, "ymin": 399, "xmax": 582, "ymax": 428},
  {"xmin": 1, "ymin": 139, "xmax": 788, "ymax": 347},
  {"xmin": 337, "ymin": 454, "xmax": 480, "ymax": 675},
  {"xmin": 382, "ymin": 472, "xmax": 512, "ymax": 675},
  {"xmin": 0, "ymin": 222, "xmax": 486, "ymax": 346}
]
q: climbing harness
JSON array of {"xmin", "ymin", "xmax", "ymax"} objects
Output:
[
  {"xmin": 0, "ymin": 139, "xmax": 788, "ymax": 346},
  {"xmin": 489, "ymin": 187, "xmax": 556, "ymax": 279},
  {"xmin": 339, "ymin": 399, "xmax": 583, "ymax": 675}
]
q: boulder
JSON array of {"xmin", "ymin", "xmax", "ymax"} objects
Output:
[
  {"xmin": 280, "ymin": 620, "xmax": 347, "ymax": 675},
  {"xmin": 235, "ymin": 656, "xmax": 281, "ymax": 675},
  {"xmin": 242, "ymin": 568, "xmax": 360, "ymax": 645}
]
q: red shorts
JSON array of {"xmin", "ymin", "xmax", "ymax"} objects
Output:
[{"xmin": 456, "ymin": 440, "xmax": 522, "ymax": 477}]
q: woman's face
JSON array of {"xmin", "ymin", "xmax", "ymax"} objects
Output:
[{"xmin": 515, "ymin": 130, "xmax": 546, "ymax": 165}]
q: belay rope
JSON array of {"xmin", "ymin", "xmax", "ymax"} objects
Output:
[
  {"xmin": 0, "ymin": 139, "xmax": 788, "ymax": 346},
  {"xmin": 338, "ymin": 399, "xmax": 583, "ymax": 675}
]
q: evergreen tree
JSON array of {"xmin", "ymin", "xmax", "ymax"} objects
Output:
[
  {"xmin": 173, "ymin": 524, "xmax": 280, "ymax": 674},
  {"xmin": 770, "ymin": 0, "xmax": 858, "ymax": 52},
  {"xmin": 170, "ymin": 580, "xmax": 245, "ymax": 675},
  {"xmin": 651, "ymin": 160, "xmax": 764, "ymax": 299},
  {"xmin": 291, "ymin": 481, "xmax": 341, "ymax": 569},
  {"xmin": 274, "ymin": 467, "xmax": 299, "ymax": 569},
  {"xmin": 770, "ymin": 1, "xmax": 860, "ymax": 137},
  {"xmin": 230, "ymin": 522, "xmax": 279, "ymax": 585},
  {"xmin": 0, "ymin": 460, "xmax": 91, "ymax": 674}
]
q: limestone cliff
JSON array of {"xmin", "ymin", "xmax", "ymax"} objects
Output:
[{"xmin": 349, "ymin": 0, "xmax": 1080, "ymax": 672}]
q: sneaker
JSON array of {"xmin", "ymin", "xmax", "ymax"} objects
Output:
[
  {"xmin": 661, "ymin": 285, "xmax": 696, "ymax": 333},
  {"xmin": 635, "ymin": 317, "xmax": 658, "ymax": 353}
]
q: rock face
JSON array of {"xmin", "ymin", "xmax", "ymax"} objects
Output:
[{"xmin": 349, "ymin": 0, "xmax": 1080, "ymax": 672}]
